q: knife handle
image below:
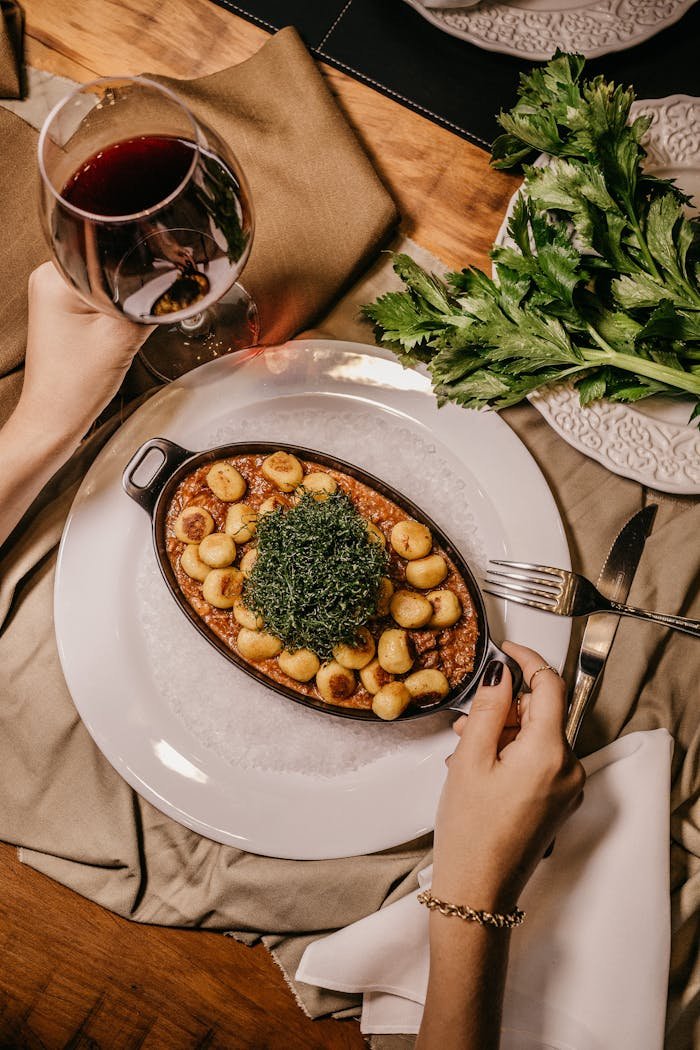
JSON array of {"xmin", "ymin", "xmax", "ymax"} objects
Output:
[
  {"xmin": 565, "ymin": 672, "xmax": 597, "ymax": 749},
  {"xmin": 607, "ymin": 602, "xmax": 700, "ymax": 638}
]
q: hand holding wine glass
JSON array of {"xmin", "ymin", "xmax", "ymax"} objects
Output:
[
  {"xmin": 38, "ymin": 76, "xmax": 258, "ymax": 382},
  {"xmin": 0, "ymin": 261, "xmax": 153, "ymax": 546}
]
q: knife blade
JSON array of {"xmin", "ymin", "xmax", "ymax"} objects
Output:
[{"xmin": 565, "ymin": 504, "xmax": 658, "ymax": 748}]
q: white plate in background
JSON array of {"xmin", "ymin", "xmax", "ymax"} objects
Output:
[{"xmin": 404, "ymin": 0, "xmax": 695, "ymax": 61}]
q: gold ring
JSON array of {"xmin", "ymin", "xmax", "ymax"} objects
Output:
[
  {"xmin": 529, "ymin": 664, "xmax": 559, "ymax": 689},
  {"xmin": 515, "ymin": 694, "xmax": 522, "ymax": 725}
]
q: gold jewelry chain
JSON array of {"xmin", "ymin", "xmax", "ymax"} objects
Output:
[{"xmin": 417, "ymin": 889, "xmax": 525, "ymax": 929}]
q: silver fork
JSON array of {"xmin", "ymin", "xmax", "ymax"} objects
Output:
[{"xmin": 484, "ymin": 560, "xmax": 700, "ymax": 639}]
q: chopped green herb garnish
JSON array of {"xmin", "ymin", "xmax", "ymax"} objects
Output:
[
  {"xmin": 243, "ymin": 491, "xmax": 388, "ymax": 659},
  {"xmin": 363, "ymin": 52, "xmax": 700, "ymax": 424}
]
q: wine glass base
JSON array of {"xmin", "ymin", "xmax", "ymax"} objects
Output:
[{"xmin": 138, "ymin": 282, "xmax": 260, "ymax": 383}]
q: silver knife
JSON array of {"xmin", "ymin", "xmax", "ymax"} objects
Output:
[{"xmin": 565, "ymin": 504, "xmax": 658, "ymax": 748}]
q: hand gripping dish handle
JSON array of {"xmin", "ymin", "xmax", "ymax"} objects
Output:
[
  {"xmin": 122, "ymin": 437, "xmax": 192, "ymax": 517},
  {"xmin": 448, "ymin": 640, "xmax": 523, "ymax": 715}
]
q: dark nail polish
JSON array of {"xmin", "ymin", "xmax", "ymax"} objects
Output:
[{"xmin": 483, "ymin": 660, "xmax": 503, "ymax": 687}]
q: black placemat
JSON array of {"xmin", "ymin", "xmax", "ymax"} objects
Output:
[{"xmin": 210, "ymin": 0, "xmax": 700, "ymax": 150}]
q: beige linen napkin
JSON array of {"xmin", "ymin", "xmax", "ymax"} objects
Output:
[
  {"xmin": 0, "ymin": 61, "xmax": 698, "ymax": 1050},
  {"xmin": 0, "ymin": 1, "xmax": 23, "ymax": 99}
]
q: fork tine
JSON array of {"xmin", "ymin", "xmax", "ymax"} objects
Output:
[
  {"xmin": 490, "ymin": 559, "xmax": 564, "ymax": 579},
  {"xmin": 484, "ymin": 574, "xmax": 558, "ymax": 603},
  {"xmin": 486, "ymin": 568, "xmax": 559, "ymax": 593},
  {"xmin": 482, "ymin": 585, "xmax": 557, "ymax": 614}
]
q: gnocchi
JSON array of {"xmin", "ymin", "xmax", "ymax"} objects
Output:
[
  {"xmin": 233, "ymin": 600, "xmax": 263, "ymax": 630},
  {"xmin": 372, "ymin": 682, "xmax": 412, "ymax": 721},
  {"xmin": 301, "ymin": 472, "xmax": 337, "ymax": 501},
  {"xmin": 180, "ymin": 544, "xmax": 210, "ymax": 582},
  {"xmin": 259, "ymin": 495, "xmax": 287, "ymax": 516},
  {"xmin": 375, "ymin": 576, "xmax": 394, "ymax": 617},
  {"xmin": 262, "ymin": 451, "xmax": 304, "ymax": 492},
  {"xmin": 427, "ymin": 589, "xmax": 462, "ymax": 628},
  {"xmin": 239, "ymin": 547, "xmax": 259, "ymax": 576},
  {"xmin": 202, "ymin": 567, "xmax": 244, "ymax": 609},
  {"xmin": 390, "ymin": 520, "xmax": 432, "ymax": 561},
  {"xmin": 278, "ymin": 648, "xmax": 321, "ymax": 683},
  {"xmin": 206, "ymin": 462, "xmax": 246, "ymax": 502},
  {"xmin": 405, "ymin": 554, "xmax": 447, "ymax": 590},
  {"xmin": 199, "ymin": 532, "xmax": 236, "ymax": 568},
  {"xmin": 359, "ymin": 658, "xmax": 394, "ymax": 695},
  {"xmin": 333, "ymin": 627, "xmax": 376, "ymax": 670},
  {"xmin": 316, "ymin": 661, "xmax": 357, "ymax": 704},
  {"xmin": 377, "ymin": 629, "xmax": 415, "ymax": 674},
  {"xmin": 404, "ymin": 669, "xmax": 450, "ymax": 702},
  {"xmin": 173, "ymin": 506, "xmax": 214, "ymax": 544},
  {"xmin": 389, "ymin": 589, "xmax": 433, "ymax": 629},
  {"xmin": 237, "ymin": 628, "xmax": 283, "ymax": 661},
  {"xmin": 225, "ymin": 503, "xmax": 258, "ymax": 543}
]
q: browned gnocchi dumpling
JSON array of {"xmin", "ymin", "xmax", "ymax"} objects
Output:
[
  {"xmin": 239, "ymin": 547, "xmax": 259, "ymax": 576},
  {"xmin": 258, "ymin": 494, "xmax": 287, "ymax": 516},
  {"xmin": 427, "ymin": 589, "xmax": 462, "ymax": 628},
  {"xmin": 390, "ymin": 520, "xmax": 432, "ymax": 561},
  {"xmin": 237, "ymin": 628, "xmax": 283, "ymax": 661},
  {"xmin": 359, "ymin": 658, "xmax": 394, "ymax": 695},
  {"xmin": 173, "ymin": 505, "xmax": 214, "ymax": 544},
  {"xmin": 278, "ymin": 648, "xmax": 321, "ymax": 683},
  {"xmin": 180, "ymin": 544, "xmax": 210, "ymax": 582},
  {"xmin": 404, "ymin": 669, "xmax": 450, "ymax": 702},
  {"xmin": 377, "ymin": 628, "xmax": 414, "ymax": 674},
  {"xmin": 372, "ymin": 681, "xmax": 412, "ymax": 721},
  {"xmin": 333, "ymin": 627, "xmax": 376, "ymax": 670},
  {"xmin": 225, "ymin": 503, "xmax": 258, "ymax": 543},
  {"xmin": 202, "ymin": 567, "xmax": 244, "ymax": 609},
  {"xmin": 233, "ymin": 599, "xmax": 263, "ymax": 630},
  {"xmin": 206, "ymin": 462, "xmax": 246, "ymax": 502},
  {"xmin": 301, "ymin": 472, "xmax": 337, "ymax": 501},
  {"xmin": 405, "ymin": 554, "xmax": 447, "ymax": 590},
  {"xmin": 199, "ymin": 532, "xmax": 236, "ymax": 568},
  {"xmin": 261, "ymin": 451, "xmax": 303, "ymax": 492},
  {"xmin": 316, "ymin": 661, "xmax": 356, "ymax": 704},
  {"xmin": 390, "ymin": 589, "xmax": 433, "ymax": 629},
  {"xmin": 374, "ymin": 576, "xmax": 394, "ymax": 617}
]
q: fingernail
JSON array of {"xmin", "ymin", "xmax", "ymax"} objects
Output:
[{"xmin": 483, "ymin": 660, "xmax": 503, "ymax": 687}]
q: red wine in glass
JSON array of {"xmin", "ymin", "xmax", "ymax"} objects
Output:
[
  {"xmin": 39, "ymin": 77, "xmax": 257, "ymax": 382},
  {"xmin": 56, "ymin": 133, "xmax": 250, "ymax": 323}
]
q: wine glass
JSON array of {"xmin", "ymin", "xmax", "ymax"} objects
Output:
[{"xmin": 38, "ymin": 76, "xmax": 258, "ymax": 382}]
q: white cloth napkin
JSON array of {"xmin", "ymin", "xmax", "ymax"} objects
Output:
[{"xmin": 297, "ymin": 729, "xmax": 672, "ymax": 1049}]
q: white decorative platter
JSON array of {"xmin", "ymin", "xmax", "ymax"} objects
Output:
[
  {"xmin": 54, "ymin": 340, "xmax": 570, "ymax": 860},
  {"xmin": 404, "ymin": 0, "xmax": 695, "ymax": 60},
  {"xmin": 495, "ymin": 96, "xmax": 700, "ymax": 494}
]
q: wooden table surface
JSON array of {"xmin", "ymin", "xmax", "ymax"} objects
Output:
[{"xmin": 1, "ymin": 3, "xmax": 519, "ymax": 1046}]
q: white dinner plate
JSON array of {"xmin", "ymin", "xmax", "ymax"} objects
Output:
[
  {"xmin": 404, "ymin": 0, "xmax": 695, "ymax": 60},
  {"xmin": 54, "ymin": 340, "xmax": 570, "ymax": 860},
  {"xmin": 495, "ymin": 96, "xmax": 700, "ymax": 494}
]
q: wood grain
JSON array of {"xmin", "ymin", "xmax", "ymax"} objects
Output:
[
  {"xmin": 4, "ymin": 3, "xmax": 520, "ymax": 1046},
  {"xmin": 0, "ymin": 842, "xmax": 359, "ymax": 1048},
  {"xmin": 23, "ymin": 0, "xmax": 520, "ymax": 272}
]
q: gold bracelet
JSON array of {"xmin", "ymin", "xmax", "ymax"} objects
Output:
[{"xmin": 417, "ymin": 889, "xmax": 525, "ymax": 929}]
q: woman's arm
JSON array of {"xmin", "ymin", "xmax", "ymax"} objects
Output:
[
  {"xmin": 416, "ymin": 642, "xmax": 586, "ymax": 1050},
  {"xmin": 0, "ymin": 263, "xmax": 152, "ymax": 545}
]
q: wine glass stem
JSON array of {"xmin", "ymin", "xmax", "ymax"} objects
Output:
[{"xmin": 179, "ymin": 310, "xmax": 212, "ymax": 338}]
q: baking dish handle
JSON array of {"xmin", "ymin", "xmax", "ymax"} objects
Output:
[
  {"xmin": 122, "ymin": 437, "xmax": 192, "ymax": 517},
  {"xmin": 447, "ymin": 640, "xmax": 523, "ymax": 715}
]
